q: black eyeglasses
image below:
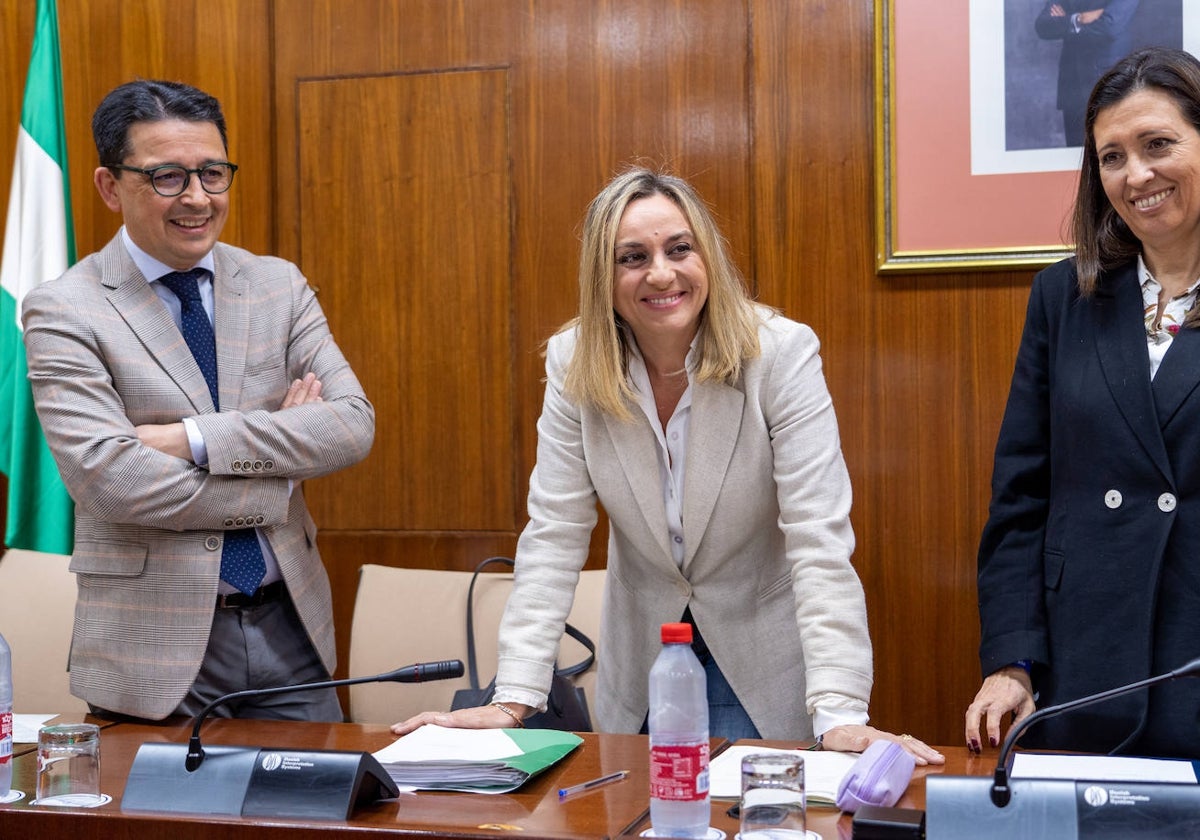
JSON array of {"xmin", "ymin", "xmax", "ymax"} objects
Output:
[{"xmin": 107, "ymin": 162, "xmax": 238, "ymax": 197}]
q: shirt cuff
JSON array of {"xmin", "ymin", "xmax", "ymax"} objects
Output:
[
  {"xmin": 490, "ymin": 687, "xmax": 548, "ymax": 715},
  {"xmin": 181, "ymin": 417, "xmax": 208, "ymax": 467},
  {"xmin": 812, "ymin": 703, "xmax": 869, "ymax": 739}
]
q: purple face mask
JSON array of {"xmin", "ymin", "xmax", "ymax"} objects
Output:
[{"xmin": 835, "ymin": 740, "xmax": 916, "ymax": 813}]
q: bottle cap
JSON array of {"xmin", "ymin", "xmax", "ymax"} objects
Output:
[{"xmin": 660, "ymin": 622, "xmax": 692, "ymax": 644}]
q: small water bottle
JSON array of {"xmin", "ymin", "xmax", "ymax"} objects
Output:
[
  {"xmin": 648, "ymin": 621, "xmax": 710, "ymax": 838},
  {"xmin": 0, "ymin": 631, "xmax": 13, "ymax": 799}
]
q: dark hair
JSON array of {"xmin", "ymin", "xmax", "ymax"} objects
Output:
[
  {"xmin": 1074, "ymin": 47, "xmax": 1200, "ymax": 295},
  {"xmin": 92, "ymin": 79, "xmax": 227, "ymax": 167}
]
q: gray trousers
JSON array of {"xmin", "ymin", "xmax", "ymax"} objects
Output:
[
  {"xmin": 89, "ymin": 592, "xmax": 343, "ymax": 723},
  {"xmin": 171, "ymin": 593, "xmax": 343, "ymax": 721}
]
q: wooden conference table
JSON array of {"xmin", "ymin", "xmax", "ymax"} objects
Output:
[{"xmin": 0, "ymin": 717, "xmax": 984, "ymax": 839}]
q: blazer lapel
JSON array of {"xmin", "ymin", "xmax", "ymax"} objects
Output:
[
  {"xmin": 601, "ymin": 409, "xmax": 675, "ymax": 564},
  {"xmin": 101, "ymin": 239, "xmax": 216, "ymax": 415},
  {"xmin": 212, "ymin": 245, "xmax": 249, "ymax": 410},
  {"xmin": 1150, "ymin": 322, "xmax": 1200, "ymax": 430},
  {"xmin": 681, "ymin": 380, "xmax": 744, "ymax": 569},
  {"xmin": 1094, "ymin": 264, "xmax": 1172, "ymax": 480}
]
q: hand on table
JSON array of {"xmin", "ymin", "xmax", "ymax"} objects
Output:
[
  {"xmin": 819, "ymin": 724, "xmax": 945, "ymax": 765},
  {"xmin": 964, "ymin": 666, "xmax": 1035, "ymax": 753},
  {"xmin": 391, "ymin": 702, "xmax": 533, "ymax": 736}
]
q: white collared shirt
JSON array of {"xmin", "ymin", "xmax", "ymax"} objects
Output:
[{"xmin": 122, "ymin": 227, "xmax": 217, "ymax": 322}]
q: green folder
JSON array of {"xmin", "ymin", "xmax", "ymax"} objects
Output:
[{"xmin": 375, "ymin": 727, "xmax": 583, "ymax": 794}]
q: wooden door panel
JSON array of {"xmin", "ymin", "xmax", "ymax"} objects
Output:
[{"xmin": 297, "ymin": 70, "xmax": 515, "ymax": 532}]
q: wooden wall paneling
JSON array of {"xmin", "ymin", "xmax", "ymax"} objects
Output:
[
  {"xmin": 52, "ymin": 1, "xmax": 274, "ymax": 263},
  {"xmin": 293, "ymin": 68, "xmax": 517, "ymax": 688},
  {"xmin": 296, "ymin": 70, "xmax": 514, "ymax": 532},
  {"xmin": 272, "ymin": 0, "xmax": 517, "ymax": 262},
  {"xmin": 274, "ymin": 1, "xmax": 526, "ymax": 688},
  {"xmin": 0, "ymin": 7, "xmax": 35, "ymax": 220}
]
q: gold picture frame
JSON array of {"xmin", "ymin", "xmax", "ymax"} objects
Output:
[{"xmin": 874, "ymin": 0, "xmax": 1079, "ymax": 273}]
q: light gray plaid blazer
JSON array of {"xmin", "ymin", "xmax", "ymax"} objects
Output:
[{"xmin": 22, "ymin": 234, "xmax": 375, "ymax": 719}]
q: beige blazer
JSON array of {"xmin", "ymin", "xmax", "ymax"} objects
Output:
[
  {"xmin": 21, "ymin": 235, "xmax": 375, "ymax": 719},
  {"xmin": 495, "ymin": 309, "xmax": 872, "ymax": 739}
]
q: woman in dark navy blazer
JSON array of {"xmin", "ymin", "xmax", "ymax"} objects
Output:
[{"xmin": 965, "ymin": 47, "xmax": 1200, "ymax": 758}]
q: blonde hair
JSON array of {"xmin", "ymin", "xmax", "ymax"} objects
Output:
[{"xmin": 560, "ymin": 167, "xmax": 761, "ymax": 419}]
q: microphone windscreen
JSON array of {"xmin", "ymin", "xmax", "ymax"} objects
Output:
[{"xmin": 383, "ymin": 660, "xmax": 465, "ymax": 682}]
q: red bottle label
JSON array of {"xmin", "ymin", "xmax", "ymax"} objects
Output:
[
  {"xmin": 649, "ymin": 742, "xmax": 710, "ymax": 801},
  {"xmin": 0, "ymin": 710, "xmax": 11, "ymax": 763}
]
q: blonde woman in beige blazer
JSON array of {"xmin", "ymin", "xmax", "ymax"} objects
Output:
[{"xmin": 394, "ymin": 169, "xmax": 940, "ymax": 763}]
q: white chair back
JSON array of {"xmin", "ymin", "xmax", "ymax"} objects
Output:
[{"xmin": 0, "ymin": 548, "xmax": 87, "ymax": 713}]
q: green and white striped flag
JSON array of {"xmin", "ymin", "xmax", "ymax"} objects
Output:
[{"xmin": 0, "ymin": 0, "xmax": 75, "ymax": 553}]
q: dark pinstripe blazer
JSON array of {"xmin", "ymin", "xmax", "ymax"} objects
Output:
[{"xmin": 21, "ymin": 235, "xmax": 375, "ymax": 719}]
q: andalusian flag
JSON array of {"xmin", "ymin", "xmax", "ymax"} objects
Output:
[{"xmin": 0, "ymin": 0, "xmax": 74, "ymax": 553}]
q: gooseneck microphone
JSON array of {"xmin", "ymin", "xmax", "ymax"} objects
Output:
[
  {"xmin": 990, "ymin": 654, "xmax": 1200, "ymax": 807},
  {"xmin": 184, "ymin": 659, "xmax": 464, "ymax": 771}
]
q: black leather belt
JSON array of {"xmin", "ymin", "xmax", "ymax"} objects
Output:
[{"xmin": 216, "ymin": 580, "xmax": 287, "ymax": 609}]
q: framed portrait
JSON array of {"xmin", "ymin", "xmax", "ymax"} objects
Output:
[{"xmin": 874, "ymin": 0, "xmax": 1193, "ymax": 273}]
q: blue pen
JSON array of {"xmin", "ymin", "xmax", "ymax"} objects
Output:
[{"xmin": 558, "ymin": 770, "xmax": 629, "ymax": 799}]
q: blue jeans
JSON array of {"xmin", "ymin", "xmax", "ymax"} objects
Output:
[
  {"xmin": 642, "ymin": 613, "xmax": 762, "ymax": 741},
  {"xmin": 700, "ymin": 639, "xmax": 762, "ymax": 741}
]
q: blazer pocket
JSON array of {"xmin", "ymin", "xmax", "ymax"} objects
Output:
[
  {"xmin": 1043, "ymin": 549, "xmax": 1065, "ymax": 592},
  {"xmin": 760, "ymin": 572, "xmax": 792, "ymax": 599},
  {"xmin": 69, "ymin": 541, "xmax": 148, "ymax": 576}
]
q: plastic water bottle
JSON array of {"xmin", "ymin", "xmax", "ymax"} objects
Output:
[
  {"xmin": 0, "ymin": 631, "xmax": 12, "ymax": 799},
  {"xmin": 648, "ymin": 621, "xmax": 710, "ymax": 838}
]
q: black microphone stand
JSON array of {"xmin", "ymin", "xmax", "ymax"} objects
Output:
[
  {"xmin": 186, "ymin": 661, "xmax": 463, "ymax": 770},
  {"xmin": 124, "ymin": 659, "xmax": 464, "ymax": 819},
  {"xmin": 991, "ymin": 655, "xmax": 1200, "ymax": 806}
]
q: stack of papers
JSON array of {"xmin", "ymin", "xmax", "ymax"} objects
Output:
[
  {"xmin": 372, "ymin": 724, "xmax": 583, "ymax": 794},
  {"xmin": 708, "ymin": 745, "xmax": 859, "ymax": 806}
]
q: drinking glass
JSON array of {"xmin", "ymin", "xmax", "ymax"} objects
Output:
[
  {"xmin": 738, "ymin": 752, "xmax": 809, "ymax": 840},
  {"xmin": 36, "ymin": 723, "xmax": 103, "ymax": 807}
]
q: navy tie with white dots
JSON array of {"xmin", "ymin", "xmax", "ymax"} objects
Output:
[{"xmin": 159, "ymin": 269, "xmax": 266, "ymax": 596}]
